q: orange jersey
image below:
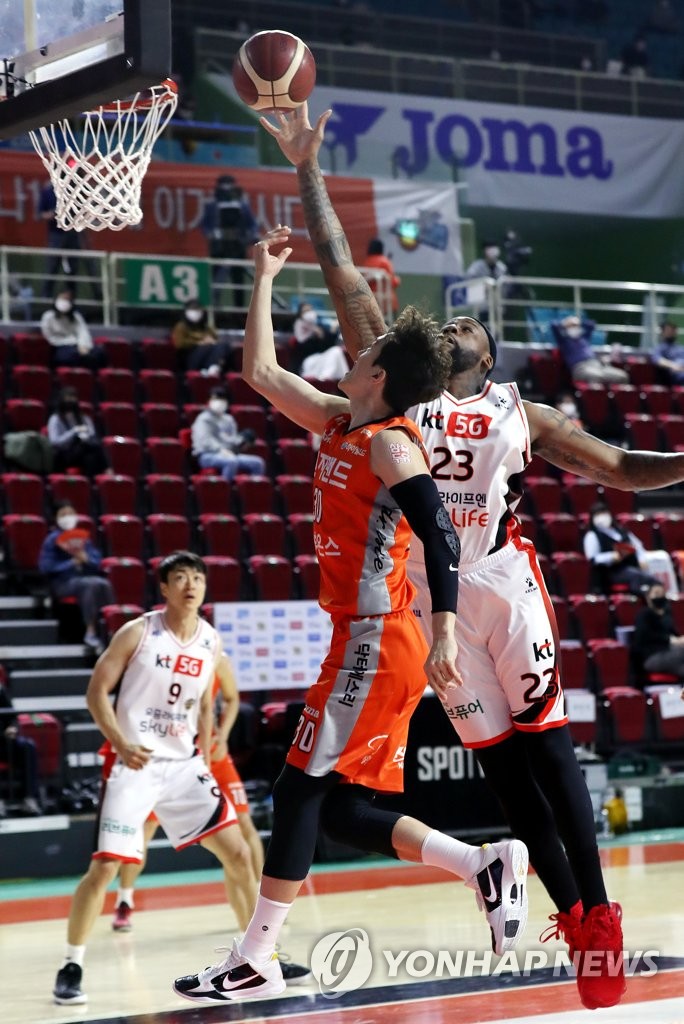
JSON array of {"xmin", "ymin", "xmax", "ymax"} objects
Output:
[{"xmin": 314, "ymin": 414, "xmax": 428, "ymax": 618}]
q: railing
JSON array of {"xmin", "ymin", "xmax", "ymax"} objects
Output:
[
  {"xmin": 445, "ymin": 275, "xmax": 684, "ymax": 348},
  {"xmin": 0, "ymin": 246, "xmax": 394, "ymax": 327}
]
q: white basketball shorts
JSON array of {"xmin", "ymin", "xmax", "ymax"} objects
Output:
[
  {"xmin": 93, "ymin": 753, "xmax": 237, "ymax": 862},
  {"xmin": 410, "ymin": 539, "xmax": 567, "ymax": 747}
]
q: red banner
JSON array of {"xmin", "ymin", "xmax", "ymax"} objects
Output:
[{"xmin": 0, "ymin": 151, "xmax": 377, "ymax": 263}]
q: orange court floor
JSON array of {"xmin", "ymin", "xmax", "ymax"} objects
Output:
[{"xmin": 1, "ymin": 830, "xmax": 683, "ymax": 1024}]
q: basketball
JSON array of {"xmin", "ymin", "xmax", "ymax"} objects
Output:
[{"xmin": 232, "ymin": 30, "xmax": 316, "ymax": 112}]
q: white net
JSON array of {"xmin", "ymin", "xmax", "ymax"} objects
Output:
[{"xmin": 29, "ymin": 79, "xmax": 178, "ymax": 232}]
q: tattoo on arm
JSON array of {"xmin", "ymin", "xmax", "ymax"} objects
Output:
[{"xmin": 299, "ymin": 161, "xmax": 352, "ymax": 269}]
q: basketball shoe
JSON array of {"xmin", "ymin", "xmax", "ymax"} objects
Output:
[
  {"xmin": 466, "ymin": 839, "xmax": 529, "ymax": 955},
  {"xmin": 576, "ymin": 901, "xmax": 626, "ymax": 1009},
  {"xmin": 540, "ymin": 899, "xmax": 583, "ymax": 962},
  {"xmin": 173, "ymin": 938, "xmax": 286, "ymax": 1002},
  {"xmin": 112, "ymin": 901, "xmax": 133, "ymax": 932},
  {"xmin": 53, "ymin": 962, "xmax": 87, "ymax": 1005}
]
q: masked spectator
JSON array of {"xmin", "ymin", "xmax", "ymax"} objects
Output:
[
  {"xmin": 552, "ymin": 315, "xmax": 628, "ymax": 385},
  {"xmin": 47, "ymin": 388, "xmax": 108, "ymax": 476},
  {"xmin": 583, "ymin": 501, "xmax": 675, "ymax": 596},
  {"xmin": 191, "ymin": 387, "xmax": 266, "ymax": 481},
  {"xmin": 40, "ymin": 290, "xmax": 104, "ymax": 369},
  {"xmin": 171, "ymin": 300, "xmax": 232, "ymax": 375}
]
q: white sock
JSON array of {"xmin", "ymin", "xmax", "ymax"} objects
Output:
[
  {"xmin": 420, "ymin": 830, "xmax": 485, "ymax": 881},
  {"xmin": 117, "ymin": 888, "xmax": 134, "ymax": 908},
  {"xmin": 62, "ymin": 943, "xmax": 86, "ymax": 968},
  {"xmin": 239, "ymin": 895, "xmax": 292, "ymax": 965}
]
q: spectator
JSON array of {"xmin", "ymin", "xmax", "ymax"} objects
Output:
[
  {"xmin": 602, "ymin": 788, "xmax": 628, "ymax": 836},
  {"xmin": 47, "ymin": 388, "xmax": 108, "ymax": 476},
  {"xmin": 290, "ymin": 302, "xmax": 341, "ymax": 375},
  {"xmin": 651, "ymin": 321, "xmax": 684, "ymax": 384},
  {"xmin": 202, "ymin": 175, "xmax": 259, "ymax": 309},
  {"xmin": 0, "ymin": 675, "xmax": 41, "ymax": 816},
  {"xmin": 583, "ymin": 501, "xmax": 674, "ymax": 596},
  {"xmin": 621, "ymin": 35, "xmax": 649, "ymax": 78},
  {"xmin": 38, "ymin": 176, "xmax": 101, "ymax": 299},
  {"xmin": 465, "ymin": 240, "xmax": 508, "ymax": 282},
  {"xmin": 191, "ymin": 386, "xmax": 266, "ymax": 481},
  {"xmin": 171, "ymin": 300, "xmax": 232, "ymax": 375},
  {"xmin": 364, "ymin": 238, "xmax": 401, "ymax": 319},
  {"xmin": 38, "ymin": 501, "xmax": 115, "ymax": 655},
  {"xmin": 554, "ymin": 390, "xmax": 584, "ymax": 429},
  {"xmin": 40, "ymin": 290, "xmax": 104, "ymax": 369},
  {"xmin": 631, "ymin": 582, "xmax": 684, "ymax": 684},
  {"xmin": 551, "ymin": 315, "xmax": 628, "ymax": 385}
]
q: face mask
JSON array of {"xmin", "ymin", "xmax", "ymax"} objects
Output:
[
  {"xmin": 55, "ymin": 298, "xmax": 72, "ymax": 314},
  {"xmin": 57, "ymin": 514, "xmax": 78, "ymax": 531},
  {"xmin": 302, "ymin": 310, "xmax": 318, "ymax": 323},
  {"xmin": 565, "ymin": 325, "xmax": 583, "ymax": 339},
  {"xmin": 185, "ymin": 309, "xmax": 203, "ymax": 323},
  {"xmin": 593, "ymin": 513, "xmax": 612, "ymax": 530},
  {"xmin": 209, "ymin": 398, "xmax": 227, "ymax": 414},
  {"xmin": 651, "ymin": 596, "xmax": 668, "ymax": 609},
  {"xmin": 559, "ymin": 402, "xmax": 578, "ymax": 418},
  {"xmin": 484, "ymin": 246, "xmax": 500, "ymax": 261}
]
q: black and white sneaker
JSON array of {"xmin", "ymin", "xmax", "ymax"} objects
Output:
[
  {"xmin": 278, "ymin": 957, "xmax": 311, "ymax": 986},
  {"xmin": 173, "ymin": 939, "xmax": 285, "ymax": 1003},
  {"xmin": 53, "ymin": 962, "xmax": 87, "ymax": 1005},
  {"xmin": 466, "ymin": 839, "xmax": 529, "ymax": 955}
]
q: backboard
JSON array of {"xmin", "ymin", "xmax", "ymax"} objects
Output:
[{"xmin": 0, "ymin": 0, "xmax": 172, "ymax": 140}]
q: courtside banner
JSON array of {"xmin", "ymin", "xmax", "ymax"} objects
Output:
[
  {"xmin": 266, "ymin": 84, "xmax": 684, "ymax": 219},
  {"xmin": 0, "ymin": 151, "xmax": 460, "ymax": 272}
]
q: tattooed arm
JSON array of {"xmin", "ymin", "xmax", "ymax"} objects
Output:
[
  {"xmin": 525, "ymin": 400, "xmax": 684, "ymax": 490},
  {"xmin": 260, "ymin": 104, "xmax": 386, "ymax": 357}
]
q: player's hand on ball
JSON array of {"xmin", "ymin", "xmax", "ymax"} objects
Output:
[
  {"xmin": 253, "ymin": 225, "xmax": 292, "ymax": 277},
  {"xmin": 260, "ymin": 102, "xmax": 332, "ymax": 167}
]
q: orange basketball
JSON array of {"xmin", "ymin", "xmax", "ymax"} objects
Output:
[{"xmin": 232, "ymin": 30, "xmax": 316, "ymax": 112}]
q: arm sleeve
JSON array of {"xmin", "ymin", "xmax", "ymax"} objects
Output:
[{"xmin": 390, "ymin": 475, "xmax": 460, "ymax": 614}]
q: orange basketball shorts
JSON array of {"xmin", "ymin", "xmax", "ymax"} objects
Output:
[
  {"xmin": 286, "ymin": 609, "xmax": 428, "ymax": 793},
  {"xmin": 211, "ymin": 753, "xmax": 249, "ymax": 814}
]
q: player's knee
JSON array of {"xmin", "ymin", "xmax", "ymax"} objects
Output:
[{"xmin": 86, "ymin": 857, "xmax": 120, "ymax": 888}]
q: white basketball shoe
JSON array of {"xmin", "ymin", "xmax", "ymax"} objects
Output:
[{"xmin": 466, "ymin": 839, "xmax": 529, "ymax": 955}]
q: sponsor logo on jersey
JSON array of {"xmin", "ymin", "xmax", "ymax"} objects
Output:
[
  {"xmin": 339, "ymin": 642, "xmax": 372, "ymax": 708},
  {"xmin": 317, "ymin": 452, "xmax": 353, "ymax": 489},
  {"xmin": 172, "ymin": 654, "xmax": 203, "ymax": 677},
  {"xmin": 524, "ymin": 575, "xmax": 538, "ymax": 594},
  {"xmin": 340, "ymin": 440, "xmax": 367, "ymax": 456},
  {"xmin": 532, "ymin": 638, "xmax": 554, "ymax": 662},
  {"xmin": 420, "ymin": 408, "xmax": 444, "ymax": 431},
  {"xmin": 445, "ymin": 411, "xmax": 492, "ymax": 439},
  {"xmin": 155, "ymin": 653, "xmax": 173, "ymax": 668}
]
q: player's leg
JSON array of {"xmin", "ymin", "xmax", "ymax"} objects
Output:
[
  {"xmin": 201, "ymin": 826, "xmax": 256, "ymax": 931},
  {"xmin": 113, "ymin": 816, "xmax": 159, "ymax": 932},
  {"xmin": 238, "ymin": 811, "xmax": 265, "ymax": 878}
]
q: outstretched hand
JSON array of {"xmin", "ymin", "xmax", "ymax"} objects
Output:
[
  {"xmin": 253, "ymin": 225, "xmax": 293, "ymax": 279},
  {"xmin": 259, "ymin": 102, "xmax": 332, "ymax": 167}
]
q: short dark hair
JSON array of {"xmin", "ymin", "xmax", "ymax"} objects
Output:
[
  {"xmin": 55, "ymin": 499, "xmax": 76, "ymax": 514},
  {"xmin": 158, "ymin": 550, "xmax": 207, "ymax": 583},
  {"xmin": 589, "ymin": 501, "xmax": 609, "ymax": 517},
  {"xmin": 367, "ymin": 238, "xmax": 384, "ymax": 256},
  {"xmin": 209, "ymin": 386, "xmax": 227, "ymax": 400},
  {"xmin": 373, "ymin": 306, "xmax": 452, "ymax": 414}
]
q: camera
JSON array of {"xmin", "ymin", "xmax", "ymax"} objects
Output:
[{"xmin": 502, "ymin": 229, "xmax": 533, "ymax": 276}]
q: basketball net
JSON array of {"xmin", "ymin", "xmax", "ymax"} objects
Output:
[{"xmin": 29, "ymin": 79, "xmax": 178, "ymax": 232}]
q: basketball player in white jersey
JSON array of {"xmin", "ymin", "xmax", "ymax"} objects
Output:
[
  {"xmin": 53, "ymin": 551, "xmax": 255, "ymax": 1006},
  {"xmin": 262, "ymin": 102, "xmax": 684, "ymax": 1011}
]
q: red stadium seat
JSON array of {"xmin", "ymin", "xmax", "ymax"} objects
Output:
[
  {"xmin": 277, "ymin": 438, "xmax": 317, "ymax": 477},
  {"xmin": 658, "ymin": 414, "xmax": 684, "ymax": 450},
  {"xmin": 139, "ymin": 369, "xmax": 178, "ymax": 405},
  {"xmin": 146, "ymin": 514, "xmax": 191, "ymax": 556},
  {"xmin": 271, "ymin": 409, "xmax": 309, "ymax": 441},
  {"xmin": 146, "ymin": 474, "xmax": 187, "ymax": 516},
  {"xmin": 230, "ymin": 404, "xmax": 270, "ymax": 439},
  {"xmin": 587, "ymin": 638, "xmax": 630, "ymax": 691},
  {"xmin": 608, "ymin": 384, "xmax": 642, "ymax": 419},
  {"xmin": 140, "ymin": 336, "xmax": 177, "ymax": 370},
  {"xmin": 101, "ymin": 603, "xmax": 144, "ymax": 637},
  {"xmin": 225, "ymin": 373, "xmax": 267, "ymax": 406},
  {"xmin": 233, "ymin": 475, "xmax": 276, "ymax": 515},
  {"xmin": 191, "ymin": 474, "xmax": 233, "ymax": 515},
  {"xmin": 100, "ymin": 515, "xmax": 145, "ymax": 559},
  {"xmin": 103, "ymin": 437, "xmax": 143, "ymax": 477},
  {"xmin": 1, "ymin": 473, "xmax": 45, "ymax": 516},
  {"xmin": 601, "ymin": 686, "xmax": 648, "ymax": 744},
  {"xmin": 184, "ymin": 371, "xmax": 215, "ymax": 406},
  {"xmin": 559, "ymin": 639, "xmax": 589, "ymax": 689},
  {"xmin": 182, "ymin": 403, "xmax": 204, "ymax": 425},
  {"xmin": 653, "ymin": 514, "xmax": 684, "ymax": 552},
  {"xmin": 541, "ymin": 513, "xmax": 582, "ymax": 554},
  {"xmin": 12, "ymin": 365, "xmax": 52, "ymax": 403},
  {"xmin": 517, "ymin": 513, "xmax": 539, "ymax": 547},
  {"xmin": 3, "ymin": 514, "xmax": 47, "ymax": 571},
  {"xmin": 100, "ymin": 402, "xmax": 139, "ymax": 437},
  {"xmin": 288, "ymin": 513, "xmax": 315, "ymax": 556},
  {"xmin": 276, "ymin": 474, "xmax": 313, "ymax": 516},
  {"xmin": 98, "ymin": 368, "xmax": 136, "ymax": 403},
  {"xmin": 140, "ymin": 403, "xmax": 181, "ymax": 438},
  {"xmin": 47, "ymin": 474, "xmax": 92, "ymax": 516},
  {"xmin": 550, "ymin": 595, "xmax": 570, "ymax": 639},
  {"xmin": 624, "ymin": 357, "xmax": 657, "ymax": 388},
  {"xmin": 527, "ymin": 350, "xmax": 567, "ymax": 400},
  {"xmin": 5, "ymin": 398, "xmax": 46, "ymax": 432},
  {"xmin": 575, "ymin": 383, "xmax": 612, "ymax": 435},
  {"xmin": 563, "ymin": 478, "xmax": 602, "ymax": 517},
  {"xmin": 614, "ymin": 513, "xmax": 656, "ymax": 548},
  {"xmin": 645, "ymin": 686, "xmax": 684, "ymax": 742},
  {"xmin": 667, "ymin": 596, "xmax": 684, "ymax": 634},
  {"xmin": 203, "ymin": 556, "xmax": 241, "ymax": 602},
  {"xmin": 568, "ymin": 594, "xmax": 612, "ymax": 641},
  {"xmin": 55, "ymin": 366, "xmax": 95, "ymax": 404},
  {"xmin": 610, "ymin": 593, "xmax": 641, "ymax": 632},
  {"xmin": 198, "ymin": 514, "xmax": 242, "ymax": 558},
  {"xmin": 602, "ymin": 489, "xmax": 636, "ymax": 515},
  {"xmin": 12, "ymin": 332, "xmax": 50, "ymax": 365},
  {"xmin": 101, "ymin": 557, "xmax": 147, "ymax": 606},
  {"xmin": 523, "ymin": 476, "xmax": 563, "ymax": 516},
  {"xmin": 93, "ymin": 335, "xmax": 134, "ymax": 369},
  {"xmin": 624, "ymin": 413, "xmax": 659, "ymax": 450},
  {"xmin": 243, "ymin": 513, "xmax": 286, "ymax": 556},
  {"xmin": 96, "ymin": 474, "xmax": 136, "ymax": 516},
  {"xmin": 294, "ymin": 554, "xmax": 320, "ymax": 599},
  {"xmin": 146, "ymin": 437, "xmax": 187, "ymax": 476},
  {"xmin": 247, "ymin": 555, "xmax": 294, "ymax": 600},
  {"xmin": 640, "ymin": 385, "xmax": 672, "ymax": 417}
]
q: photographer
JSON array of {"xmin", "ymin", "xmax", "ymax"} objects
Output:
[
  {"xmin": 191, "ymin": 386, "xmax": 265, "ymax": 481},
  {"xmin": 203, "ymin": 175, "xmax": 259, "ymax": 310}
]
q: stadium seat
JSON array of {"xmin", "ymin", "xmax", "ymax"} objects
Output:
[
  {"xmin": 672, "ymin": 388, "xmax": 684, "ymax": 417},
  {"xmin": 575, "ymin": 383, "xmax": 613, "ymax": 435},
  {"xmin": 602, "ymin": 489, "xmax": 636, "ymax": 515},
  {"xmin": 55, "ymin": 366, "xmax": 95, "ymax": 404},
  {"xmin": 230, "ymin": 404, "xmax": 270, "ymax": 439},
  {"xmin": 667, "ymin": 596, "xmax": 684, "ymax": 634},
  {"xmin": 100, "ymin": 515, "xmax": 145, "ymax": 559},
  {"xmin": 93, "ymin": 335, "xmax": 134, "ymax": 369},
  {"xmin": 98, "ymin": 368, "xmax": 136, "ymax": 404},
  {"xmin": 243, "ymin": 513, "xmax": 286, "ymax": 556},
  {"xmin": 1, "ymin": 473, "xmax": 45, "ymax": 516},
  {"xmin": 100, "ymin": 402, "xmax": 139, "ymax": 437},
  {"xmin": 95, "ymin": 474, "xmax": 136, "ymax": 516},
  {"xmin": 12, "ymin": 364, "xmax": 52, "ymax": 403},
  {"xmin": 139, "ymin": 336, "xmax": 176, "ymax": 370},
  {"xmin": 523, "ymin": 476, "xmax": 563, "ymax": 516},
  {"xmin": 203, "ymin": 556, "xmax": 241, "ymax": 602},
  {"xmin": 147, "ymin": 514, "xmax": 191, "ymax": 556},
  {"xmin": 198, "ymin": 514, "xmax": 242, "ymax": 558},
  {"xmin": 588, "ymin": 638, "xmax": 630, "ymax": 691},
  {"xmin": 146, "ymin": 437, "xmax": 187, "ymax": 476},
  {"xmin": 287, "ymin": 513, "xmax": 316, "ymax": 556},
  {"xmin": 2, "ymin": 514, "xmax": 47, "ymax": 571},
  {"xmin": 191, "ymin": 474, "xmax": 233, "ymax": 515},
  {"xmin": 233, "ymin": 475, "xmax": 276, "ymax": 515},
  {"xmin": 653, "ymin": 513, "xmax": 684, "ymax": 552},
  {"xmin": 103, "ymin": 436, "xmax": 143, "ymax": 477},
  {"xmin": 565, "ymin": 688, "xmax": 598, "ymax": 747},
  {"xmin": 517, "ymin": 513, "xmax": 539, "ymax": 547},
  {"xmin": 559, "ymin": 639, "xmax": 589, "ymax": 689},
  {"xmin": 568, "ymin": 594, "xmax": 612, "ymax": 641},
  {"xmin": 615, "ymin": 513, "xmax": 656, "ymax": 548},
  {"xmin": 47, "ymin": 474, "xmax": 92, "ymax": 516},
  {"xmin": 101, "ymin": 603, "xmax": 144, "ymax": 637},
  {"xmin": 610, "ymin": 593, "xmax": 641, "ymax": 633},
  {"xmin": 563, "ymin": 478, "xmax": 602, "ymax": 517},
  {"xmin": 277, "ymin": 438, "xmax": 317, "ymax": 476},
  {"xmin": 139, "ymin": 369, "xmax": 178, "ymax": 405},
  {"xmin": 601, "ymin": 686, "xmax": 648, "ymax": 744},
  {"xmin": 140, "ymin": 403, "xmax": 181, "ymax": 438},
  {"xmin": 101, "ymin": 557, "xmax": 147, "ymax": 606},
  {"xmin": 527, "ymin": 349, "xmax": 567, "ymax": 400},
  {"xmin": 184, "ymin": 371, "xmax": 215, "ymax": 406},
  {"xmin": 12, "ymin": 332, "xmax": 49, "ymax": 365},
  {"xmin": 146, "ymin": 474, "xmax": 188, "ymax": 516},
  {"xmin": 225, "ymin": 372, "xmax": 267, "ymax": 406},
  {"xmin": 658, "ymin": 414, "xmax": 684, "ymax": 450},
  {"xmin": 624, "ymin": 413, "xmax": 659, "ymax": 450},
  {"xmin": 608, "ymin": 384, "xmax": 641, "ymax": 419},
  {"xmin": 271, "ymin": 409, "xmax": 309, "ymax": 441},
  {"xmin": 294, "ymin": 554, "xmax": 320, "ymax": 599},
  {"xmin": 540, "ymin": 513, "xmax": 582, "ymax": 553},
  {"xmin": 276, "ymin": 475, "xmax": 313, "ymax": 516},
  {"xmin": 182, "ymin": 403, "xmax": 204, "ymax": 425},
  {"xmin": 5, "ymin": 398, "xmax": 46, "ymax": 433},
  {"xmin": 640, "ymin": 385, "xmax": 672, "ymax": 417},
  {"xmin": 550, "ymin": 594, "xmax": 570, "ymax": 639},
  {"xmin": 247, "ymin": 555, "xmax": 294, "ymax": 600},
  {"xmin": 645, "ymin": 686, "xmax": 684, "ymax": 743},
  {"xmin": 624, "ymin": 356, "xmax": 657, "ymax": 388}
]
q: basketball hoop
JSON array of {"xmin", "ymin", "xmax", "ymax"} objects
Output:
[{"xmin": 29, "ymin": 79, "xmax": 178, "ymax": 232}]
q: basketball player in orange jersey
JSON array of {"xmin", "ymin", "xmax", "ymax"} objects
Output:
[
  {"xmin": 258, "ymin": 102, "xmax": 684, "ymax": 1011},
  {"xmin": 53, "ymin": 551, "xmax": 255, "ymax": 1006},
  {"xmin": 173, "ymin": 229, "xmax": 529, "ymax": 1003},
  {"xmin": 111, "ymin": 652, "xmax": 310, "ymax": 985}
]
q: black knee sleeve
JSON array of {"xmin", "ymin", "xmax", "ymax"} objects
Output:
[
  {"xmin": 263, "ymin": 764, "xmax": 340, "ymax": 880},
  {"xmin": 320, "ymin": 785, "xmax": 402, "ymax": 860}
]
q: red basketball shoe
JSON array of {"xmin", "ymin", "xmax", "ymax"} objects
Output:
[{"xmin": 576, "ymin": 901, "xmax": 626, "ymax": 1009}]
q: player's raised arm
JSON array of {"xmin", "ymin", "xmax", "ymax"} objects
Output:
[
  {"xmin": 260, "ymin": 103, "xmax": 386, "ymax": 358},
  {"xmin": 242, "ymin": 226, "xmax": 349, "ymax": 435},
  {"xmin": 526, "ymin": 400, "xmax": 684, "ymax": 490}
]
